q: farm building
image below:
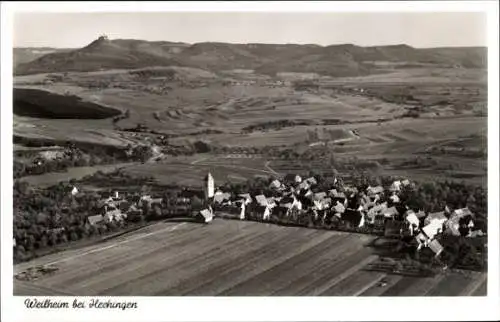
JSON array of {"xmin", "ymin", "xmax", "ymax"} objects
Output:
[
  {"xmin": 405, "ymin": 211, "xmax": 420, "ymax": 235},
  {"xmin": 383, "ymin": 206, "xmax": 399, "ymax": 218},
  {"xmin": 390, "ymin": 180, "xmax": 402, "ymax": 192},
  {"xmin": 428, "ymin": 239, "xmax": 444, "ymax": 256},
  {"xmin": 422, "ymin": 219, "xmax": 445, "ymax": 240},
  {"xmin": 367, "ymin": 185, "xmax": 384, "ymax": 196},
  {"xmin": 304, "ymin": 177, "xmax": 317, "ymax": 186},
  {"xmin": 255, "ymin": 195, "xmax": 268, "ymax": 207},
  {"xmin": 389, "ymin": 193, "xmax": 400, "ymax": 204},
  {"xmin": 197, "ymin": 208, "xmax": 213, "ymax": 223},
  {"xmin": 424, "ymin": 211, "xmax": 447, "ymax": 226},
  {"xmin": 313, "ymin": 192, "xmax": 327, "ymax": 201},
  {"xmin": 269, "ymin": 179, "xmax": 282, "ymax": 189},
  {"xmin": 333, "ymin": 201, "xmax": 346, "ymax": 214},
  {"xmin": 214, "ymin": 192, "xmax": 231, "ymax": 204},
  {"xmin": 87, "ymin": 215, "xmax": 104, "ymax": 226}
]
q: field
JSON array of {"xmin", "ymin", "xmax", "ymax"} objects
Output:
[
  {"xmin": 13, "ymin": 65, "xmax": 487, "ymax": 188},
  {"xmin": 18, "ymin": 163, "xmax": 137, "ymax": 187},
  {"xmin": 14, "ymin": 220, "xmax": 486, "ymax": 296},
  {"xmin": 12, "ymin": 41, "xmax": 489, "ymax": 299}
]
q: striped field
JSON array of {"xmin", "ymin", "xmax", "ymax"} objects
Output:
[{"xmin": 14, "ymin": 220, "xmax": 486, "ymax": 296}]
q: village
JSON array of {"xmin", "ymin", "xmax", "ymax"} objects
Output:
[{"xmin": 19, "ymin": 169, "xmax": 482, "ymax": 269}]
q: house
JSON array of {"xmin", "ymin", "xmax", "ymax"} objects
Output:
[
  {"xmin": 263, "ymin": 205, "xmax": 272, "ymax": 221},
  {"xmin": 313, "ymin": 192, "xmax": 327, "ymax": 201},
  {"xmin": 330, "ymin": 190, "xmax": 347, "ymax": 203},
  {"xmin": 416, "ymin": 210, "xmax": 427, "ymax": 219},
  {"xmin": 87, "ymin": 215, "xmax": 104, "ymax": 226},
  {"xmin": 150, "ymin": 198, "xmax": 163, "ymax": 206},
  {"xmin": 315, "ymin": 197, "xmax": 332, "ymax": 210},
  {"xmin": 297, "ymin": 181, "xmax": 310, "ymax": 191},
  {"xmin": 444, "ymin": 218, "xmax": 461, "ymax": 236},
  {"xmin": 198, "ymin": 208, "xmax": 213, "ymax": 223},
  {"xmin": 390, "ymin": 180, "xmax": 402, "ymax": 192},
  {"xmin": 214, "ymin": 192, "xmax": 231, "ymax": 204},
  {"xmin": 389, "ymin": 193, "xmax": 400, "ymax": 204},
  {"xmin": 415, "ymin": 232, "xmax": 429, "ymax": 251},
  {"xmin": 467, "ymin": 230, "xmax": 484, "ymax": 238},
  {"xmin": 333, "ymin": 201, "xmax": 346, "ymax": 214},
  {"xmin": 367, "ymin": 202, "xmax": 388, "ymax": 221},
  {"xmin": 428, "ymin": 239, "xmax": 444, "ymax": 257},
  {"xmin": 344, "ymin": 186, "xmax": 358, "ymax": 194},
  {"xmin": 383, "ymin": 206, "xmax": 399, "ymax": 218},
  {"xmin": 424, "ymin": 211, "xmax": 447, "ymax": 226},
  {"xmin": 266, "ymin": 197, "xmax": 277, "ymax": 208},
  {"xmin": 304, "ymin": 177, "xmax": 317, "ymax": 186},
  {"xmin": 127, "ymin": 204, "xmax": 142, "ymax": 216},
  {"xmin": 452, "ymin": 207, "xmax": 474, "ymax": 219},
  {"xmin": 401, "ymin": 179, "xmax": 411, "ymax": 186},
  {"xmin": 405, "ymin": 211, "xmax": 420, "ymax": 236},
  {"xmin": 367, "ymin": 185, "xmax": 384, "ymax": 196},
  {"xmin": 313, "ymin": 199, "xmax": 324, "ymax": 211},
  {"xmin": 255, "ymin": 194, "xmax": 268, "ymax": 207},
  {"xmin": 360, "ymin": 195, "xmax": 375, "ymax": 209},
  {"xmin": 285, "ymin": 195, "xmax": 303, "ymax": 211},
  {"xmin": 238, "ymin": 193, "xmax": 252, "ymax": 205},
  {"xmin": 269, "ymin": 179, "xmax": 282, "ymax": 189},
  {"xmin": 71, "ymin": 186, "xmax": 79, "ymax": 196},
  {"xmin": 422, "ymin": 219, "xmax": 445, "ymax": 240}
]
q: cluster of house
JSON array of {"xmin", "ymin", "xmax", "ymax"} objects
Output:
[
  {"xmin": 206, "ymin": 172, "xmax": 484, "ymax": 258},
  {"xmin": 84, "ymin": 186, "xmax": 210, "ymax": 227},
  {"xmin": 55, "ymin": 171, "xmax": 484, "ymax": 260}
]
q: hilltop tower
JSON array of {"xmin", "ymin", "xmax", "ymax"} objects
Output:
[{"xmin": 204, "ymin": 172, "xmax": 215, "ymax": 200}]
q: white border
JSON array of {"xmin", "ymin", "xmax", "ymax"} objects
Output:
[{"xmin": 2, "ymin": 2, "xmax": 499, "ymax": 322}]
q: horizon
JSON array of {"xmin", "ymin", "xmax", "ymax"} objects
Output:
[
  {"xmin": 13, "ymin": 12, "xmax": 487, "ymax": 49},
  {"xmin": 13, "ymin": 37, "xmax": 489, "ymax": 50}
]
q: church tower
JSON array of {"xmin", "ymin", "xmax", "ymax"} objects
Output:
[{"xmin": 204, "ymin": 172, "xmax": 215, "ymax": 200}]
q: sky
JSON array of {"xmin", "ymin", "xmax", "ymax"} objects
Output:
[{"xmin": 14, "ymin": 12, "xmax": 487, "ymax": 48}]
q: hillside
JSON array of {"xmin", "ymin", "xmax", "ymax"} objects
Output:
[
  {"xmin": 15, "ymin": 37, "xmax": 186, "ymax": 75},
  {"xmin": 13, "ymin": 47, "xmax": 73, "ymax": 67},
  {"xmin": 14, "ymin": 37, "xmax": 487, "ymax": 76}
]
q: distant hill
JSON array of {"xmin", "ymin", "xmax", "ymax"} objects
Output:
[
  {"xmin": 14, "ymin": 36, "xmax": 487, "ymax": 76},
  {"xmin": 13, "ymin": 47, "xmax": 73, "ymax": 67}
]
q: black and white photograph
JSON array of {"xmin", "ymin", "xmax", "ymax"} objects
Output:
[{"xmin": 1, "ymin": 2, "xmax": 499, "ymax": 322}]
